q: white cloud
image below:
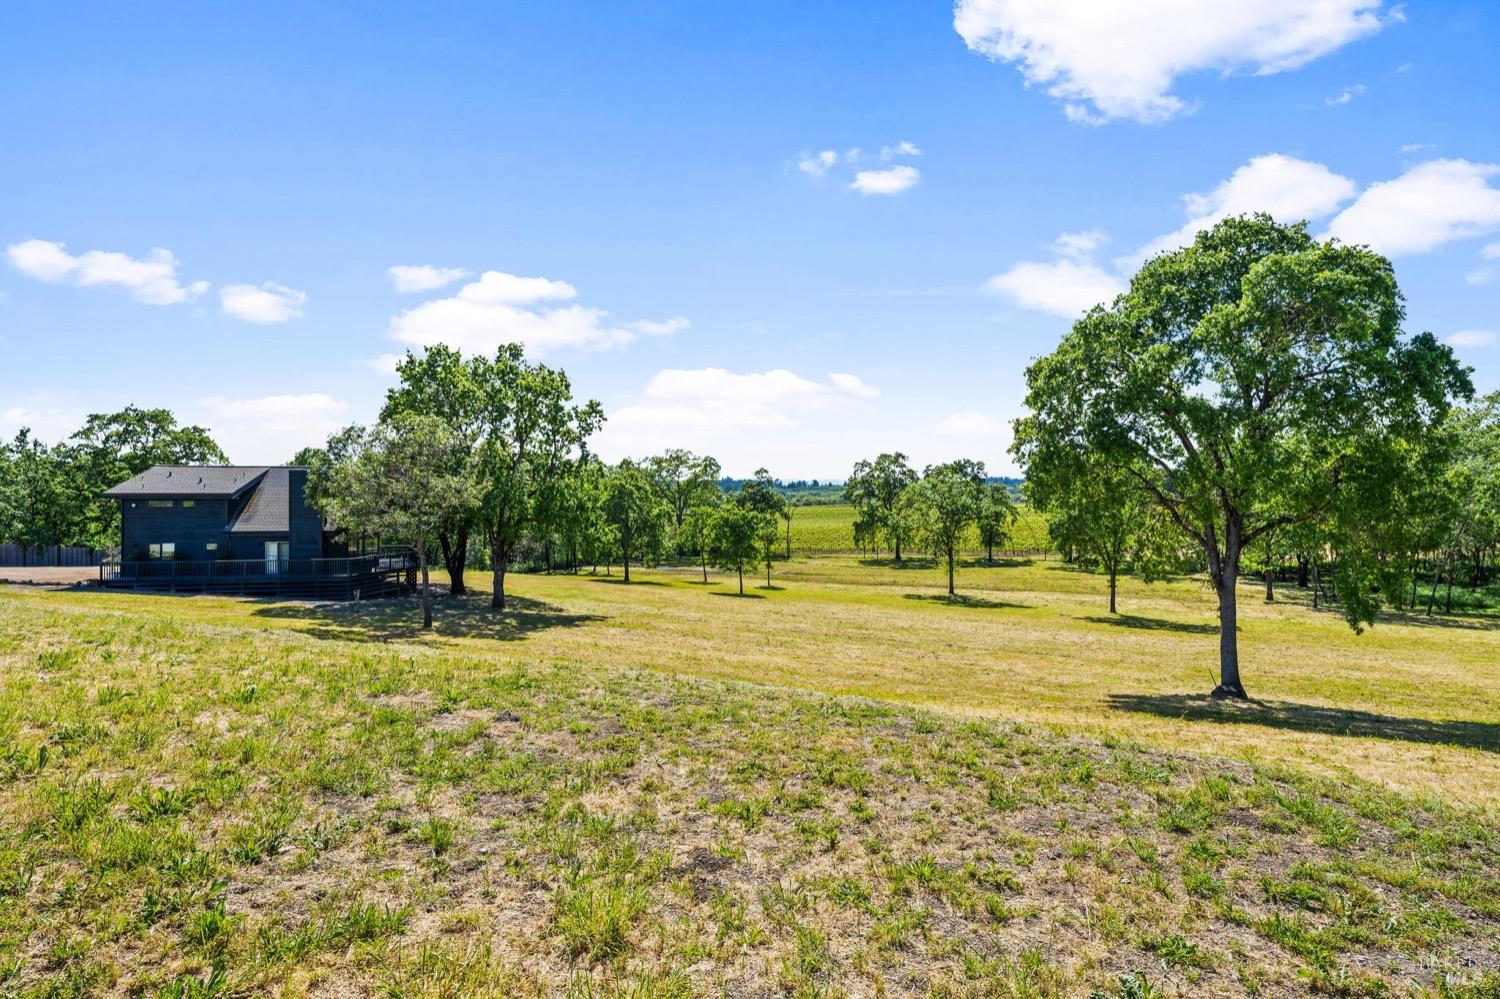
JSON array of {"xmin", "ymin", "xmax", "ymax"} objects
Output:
[
  {"xmin": 600, "ymin": 368, "xmax": 879, "ymax": 448},
  {"xmin": 987, "ymin": 228, "xmax": 1127, "ymax": 318},
  {"xmin": 1325, "ymin": 83, "xmax": 1366, "ymax": 105},
  {"xmin": 387, "ymin": 265, "xmax": 469, "ymax": 293},
  {"xmin": 387, "ymin": 270, "xmax": 684, "ymax": 358},
  {"xmin": 363, "ymin": 353, "xmax": 404, "ymax": 377},
  {"xmin": 196, "ymin": 393, "xmax": 351, "ymax": 464},
  {"xmin": 1398, "ymin": 142, "xmax": 1431, "ymax": 154},
  {"xmin": 954, "ymin": 0, "xmax": 1385, "ymax": 123},
  {"xmin": 0, "ymin": 404, "xmax": 80, "ymax": 443},
  {"xmin": 1052, "ymin": 229, "xmax": 1107, "ymax": 259},
  {"xmin": 1131, "ymin": 154, "xmax": 1357, "ymax": 263},
  {"xmin": 5, "ymin": 239, "xmax": 209, "ymax": 305},
  {"xmin": 798, "ymin": 150, "xmax": 839, "ymax": 176},
  {"xmin": 1467, "ymin": 241, "xmax": 1500, "ymax": 285},
  {"xmin": 984, "ymin": 259, "xmax": 1125, "ymax": 318},
  {"xmin": 220, "ymin": 282, "xmax": 307, "ymax": 324},
  {"xmin": 850, "ymin": 165, "xmax": 920, "ymax": 196},
  {"xmin": 935, "ymin": 412, "xmax": 1003, "ymax": 436},
  {"xmin": 1326, "ymin": 159, "xmax": 1500, "ymax": 255},
  {"xmin": 624, "ymin": 317, "xmax": 691, "ymax": 337},
  {"xmin": 1444, "ymin": 330, "xmax": 1496, "ymax": 349},
  {"xmin": 828, "ymin": 372, "xmax": 881, "ymax": 399},
  {"xmin": 880, "ymin": 141, "xmax": 923, "ymax": 161}
]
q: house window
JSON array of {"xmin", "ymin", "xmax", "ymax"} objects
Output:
[
  {"xmin": 148, "ymin": 543, "xmax": 176, "ymax": 560},
  {"xmin": 182, "ymin": 500, "xmax": 195, "ymax": 508},
  {"xmin": 205, "ymin": 543, "xmax": 218, "ymax": 552},
  {"xmin": 148, "ymin": 500, "xmax": 173, "ymax": 508}
]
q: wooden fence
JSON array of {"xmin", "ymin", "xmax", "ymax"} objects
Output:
[{"xmin": 0, "ymin": 544, "xmax": 108, "ymax": 567}]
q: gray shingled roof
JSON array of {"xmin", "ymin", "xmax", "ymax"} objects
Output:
[
  {"xmin": 226, "ymin": 468, "xmax": 291, "ymax": 533},
  {"xmin": 102, "ymin": 466, "xmax": 269, "ymax": 499}
]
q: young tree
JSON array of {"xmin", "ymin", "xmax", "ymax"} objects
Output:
[
  {"xmin": 909, "ymin": 460, "xmax": 986, "ymax": 595},
  {"xmin": 645, "ymin": 449, "xmax": 722, "ymax": 536},
  {"xmin": 472, "ymin": 345, "xmax": 604, "ymax": 610},
  {"xmin": 1029, "ymin": 457, "xmax": 1160, "ymax": 613},
  {"xmin": 317, "ymin": 415, "xmax": 475, "ymax": 629},
  {"xmin": 602, "ymin": 460, "xmax": 667, "ymax": 583},
  {"xmin": 844, "ymin": 453, "xmax": 918, "ymax": 560},
  {"xmin": 976, "ymin": 483, "xmax": 1018, "ymax": 563},
  {"xmin": 380, "ymin": 346, "xmax": 487, "ymax": 595},
  {"xmin": 680, "ymin": 493, "xmax": 722, "ymax": 582},
  {"xmin": 1013, "ymin": 215, "xmax": 1471, "ymax": 698},
  {"xmin": 712, "ymin": 503, "xmax": 764, "ymax": 594}
]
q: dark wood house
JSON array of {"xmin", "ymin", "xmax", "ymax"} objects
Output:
[{"xmin": 100, "ymin": 465, "xmax": 414, "ymax": 597}]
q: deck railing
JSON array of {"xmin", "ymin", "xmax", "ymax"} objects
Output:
[{"xmin": 100, "ymin": 546, "xmax": 418, "ymax": 590}]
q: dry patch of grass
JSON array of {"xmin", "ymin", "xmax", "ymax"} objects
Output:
[{"xmin": 1, "ymin": 595, "xmax": 1497, "ymax": 997}]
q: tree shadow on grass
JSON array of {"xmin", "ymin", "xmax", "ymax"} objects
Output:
[
  {"xmin": 710, "ymin": 591, "xmax": 766, "ymax": 600},
  {"xmin": 904, "ymin": 593, "xmax": 1028, "ymax": 610},
  {"xmin": 1082, "ymin": 614, "xmax": 1218, "ymax": 635},
  {"xmin": 1107, "ymin": 693, "xmax": 1500, "ymax": 754},
  {"xmin": 586, "ymin": 577, "xmax": 670, "ymax": 587},
  {"xmin": 860, "ymin": 557, "xmax": 938, "ymax": 570},
  {"xmin": 252, "ymin": 592, "xmax": 603, "ymax": 643}
]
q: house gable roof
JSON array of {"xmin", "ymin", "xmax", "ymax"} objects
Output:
[
  {"xmin": 226, "ymin": 468, "xmax": 291, "ymax": 533},
  {"xmin": 102, "ymin": 465, "xmax": 271, "ymax": 499}
]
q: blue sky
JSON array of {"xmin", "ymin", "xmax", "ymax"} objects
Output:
[{"xmin": 3, "ymin": 1, "xmax": 1498, "ymax": 478}]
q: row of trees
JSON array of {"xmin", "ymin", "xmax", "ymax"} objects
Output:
[
  {"xmin": 297, "ymin": 345, "xmax": 806, "ymax": 625},
  {"xmin": 0, "ymin": 408, "xmax": 226, "ymax": 553},
  {"xmin": 844, "ymin": 453, "xmax": 1019, "ymax": 594}
]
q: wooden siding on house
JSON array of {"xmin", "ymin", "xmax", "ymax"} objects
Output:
[{"xmin": 120, "ymin": 498, "xmax": 232, "ymax": 561}]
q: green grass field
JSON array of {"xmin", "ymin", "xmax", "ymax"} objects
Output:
[
  {"xmin": 789, "ymin": 504, "xmax": 1053, "ymax": 554},
  {"xmin": 2, "ymin": 557, "xmax": 1497, "ymax": 996}
]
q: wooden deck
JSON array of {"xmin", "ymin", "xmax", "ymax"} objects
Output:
[{"xmin": 99, "ymin": 549, "xmax": 418, "ymax": 599}]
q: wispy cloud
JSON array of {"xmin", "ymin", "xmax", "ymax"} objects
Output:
[{"xmin": 5, "ymin": 239, "xmax": 208, "ymax": 305}]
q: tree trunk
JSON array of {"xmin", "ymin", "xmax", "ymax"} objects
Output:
[
  {"xmin": 1264, "ymin": 565, "xmax": 1274, "ymax": 602},
  {"xmin": 1109, "ymin": 566, "xmax": 1117, "ymax": 614},
  {"xmin": 766, "ymin": 555, "xmax": 771, "ymax": 589},
  {"xmin": 490, "ymin": 552, "xmax": 506, "ymax": 611},
  {"xmin": 623, "ymin": 551, "xmax": 631, "ymax": 583},
  {"xmin": 894, "ymin": 537, "xmax": 902, "ymax": 563},
  {"xmin": 1426, "ymin": 563, "xmax": 1443, "ymax": 616},
  {"xmin": 1209, "ymin": 526, "xmax": 1246, "ymax": 699},
  {"xmin": 987, "ymin": 542, "xmax": 994, "ymax": 564},
  {"xmin": 1444, "ymin": 566, "xmax": 1455, "ymax": 614},
  {"xmin": 738, "ymin": 567, "xmax": 743, "ymax": 594},
  {"xmin": 785, "ymin": 515, "xmax": 792, "ymax": 559},
  {"xmin": 441, "ymin": 523, "xmax": 469, "ymax": 596},
  {"xmin": 1312, "ymin": 559, "xmax": 1321, "ymax": 609},
  {"xmin": 1296, "ymin": 554, "xmax": 1309, "ymax": 589},
  {"xmin": 701, "ymin": 553, "xmax": 708, "ymax": 583},
  {"xmin": 947, "ymin": 549, "xmax": 955, "ymax": 595},
  {"xmin": 419, "ymin": 545, "xmax": 433, "ymax": 629}
]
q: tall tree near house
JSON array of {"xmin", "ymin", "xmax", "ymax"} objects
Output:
[
  {"xmin": 315, "ymin": 415, "xmax": 476, "ymax": 629},
  {"xmin": 645, "ymin": 449, "xmax": 722, "ymax": 537},
  {"xmin": 67, "ymin": 406, "xmax": 227, "ymax": 548},
  {"xmin": 1028, "ymin": 456, "xmax": 1161, "ymax": 614},
  {"xmin": 976, "ymin": 482, "xmax": 1018, "ymax": 564},
  {"xmin": 712, "ymin": 503, "xmax": 763, "ymax": 595},
  {"xmin": 909, "ymin": 460, "xmax": 986, "ymax": 596},
  {"xmin": 1013, "ymin": 214, "xmax": 1471, "ymax": 699},
  {"xmin": 602, "ymin": 460, "xmax": 667, "ymax": 583},
  {"xmin": 472, "ymin": 345, "xmax": 604, "ymax": 610},
  {"xmin": 380, "ymin": 346, "xmax": 487, "ymax": 595},
  {"xmin": 844, "ymin": 453, "xmax": 918, "ymax": 560}
]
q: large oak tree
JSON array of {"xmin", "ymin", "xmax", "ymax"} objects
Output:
[{"xmin": 1012, "ymin": 215, "xmax": 1470, "ymax": 698}]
